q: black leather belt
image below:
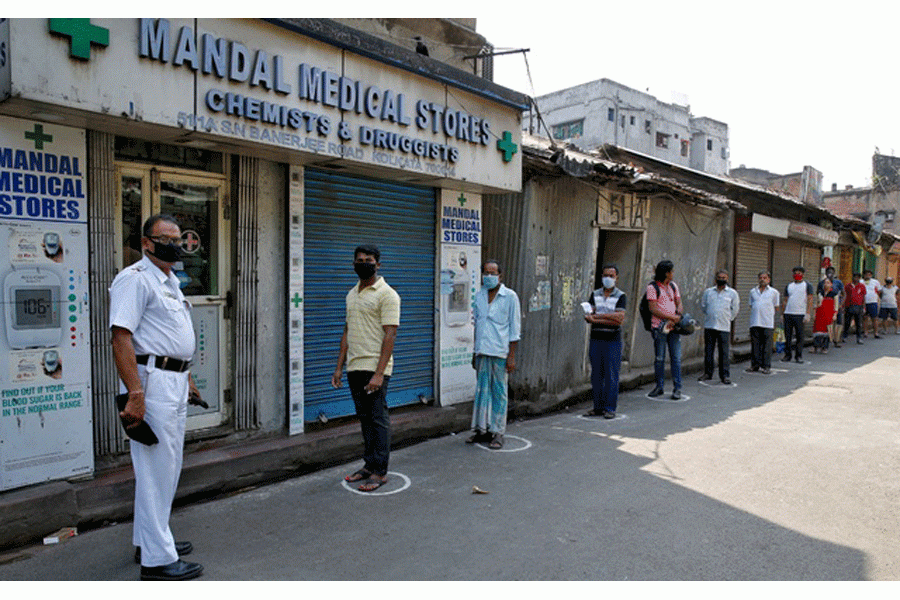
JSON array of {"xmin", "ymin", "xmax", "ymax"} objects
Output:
[{"xmin": 136, "ymin": 354, "xmax": 192, "ymax": 372}]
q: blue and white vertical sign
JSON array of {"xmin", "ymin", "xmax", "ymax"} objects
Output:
[
  {"xmin": 439, "ymin": 189, "xmax": 481, "ymax": 406},
  {"xmin": 287, "ymin": 165, "xmax": 304, "ymax": 435},
  {"xmin": 0, "ymin": 116, "xmax": 93, "ymax": 491}
]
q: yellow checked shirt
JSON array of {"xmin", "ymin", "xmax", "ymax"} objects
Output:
[{"xmin": 345, "ymin": 276, "xmax": 401, "ymax": 375}]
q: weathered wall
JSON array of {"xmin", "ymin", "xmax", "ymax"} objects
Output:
[
  {"xmin": 630, "ymin": 197, "xmax": 729, "ymax": 369},
  {"xmin": 482, "ymin": 174, "xmax": 598, "ymax": 410},
  {"xmin": 255, "ymin": 160, "xmax": 287, "ymax": 432}
]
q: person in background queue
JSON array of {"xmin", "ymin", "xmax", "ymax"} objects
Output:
[
  {"xmin": 699, "ymin": 269, "xmax": 740, "ymax": 385},
  {"xmin": 110, "ymin": 214, "xmax": 204, "ymax": 581},
  {"xmin": 862, "ymin": 269, "xmax": 882, "ymax": 338},
  {"xmin": 467, "ymin": 259, "xmax": 521, "ymax": 449},
  {"xmin": 333, "ymin": 245, "xmax": 400, "ymax": 492},
  {"xmin": 878, "ymin": 277, "xmax": 900, "ymax": 335},
  {"xmin": 781, "ymin": 266, "xmax": 814, "ymax": 364},
  {"xmin": 584, "ymin": 265, "xmax": 626, "ymax": 419},
  {"xmin": 647, "ymin": 260, "xmax": 684, "ymax": 400},
  {"xmin": 843, "ymin": 272, "xmax": 866, "ymax": 345},
  {"xmin": 746, "ymin": 271, "xmax": 780, "ymax": 374},
  {"xmin": 818, "ymin": 266, "xmax": 844, "ymax": 348}
]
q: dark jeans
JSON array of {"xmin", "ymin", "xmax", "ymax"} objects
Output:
[
  {"xmin": 843, "ymin": 305, "xmax": 863, "ymax": 341},
  {"xmin": 749, "ymin": 326, "xmax": 773, "ymax": 369},
  {"xmin": 347, "ymin": 370, "xmax": 391, "ymax": 476},
  {"xmin": 589, "ymin": 337, "xmax": 622, "ymax": 412},
  {"xmin": 782, "ymin": 314, "xmax": 805, "ymax": 360},
  {"xmin": 703, "ymin": 328, "xmax": 730, "ymax": 380},
  {"xmin": 652, "ymin": 329, "xmax": 682, "ymax": 391}
]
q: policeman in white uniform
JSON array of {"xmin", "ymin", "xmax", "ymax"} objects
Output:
[{"xmin": 110, "ymin": 214, "xmax": 204, "ymax": 581}]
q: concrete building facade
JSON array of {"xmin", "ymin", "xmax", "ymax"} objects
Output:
[{"xmin": 527, "ymin": 78, "xmax": 730, "ymax": 176}]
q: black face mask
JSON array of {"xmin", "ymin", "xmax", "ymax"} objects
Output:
[
  {"xmin": 354, "ymin": 262, "xmax": 377, "ymax": 280},
  {"xmin": 715, "ymin": 279, "xmax": 727, "ymax": 287},
  {"xmin": 148, "ymin": 241, "xmax": 181, "ymax": 263}
]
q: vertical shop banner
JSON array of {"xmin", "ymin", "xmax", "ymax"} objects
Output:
[
  {"xmin": 0, "ymin": 116, "xmax": 92, "ymax": 490},
  {"xmin": 287, "ymin": 165, "xmax": 304, "ymax": 435},
  {"xmin": 439, "ymin": 190, "xmax": 481, "ymax": 406}
]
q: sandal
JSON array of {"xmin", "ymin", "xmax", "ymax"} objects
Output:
[
  {"xmin": 488, "ymin": 434, "xmax": 503, "ymax": 450},
  {"xmin": 466, "ymin": 431, "xmax": 490, "ymax": 444},
  {"xmin": 358, "ymin": 475, "xmax": 388, "ymax": 492},
  {"xmin": 344, "ymin": 468, "xmax": 371, "ymax": 482}
]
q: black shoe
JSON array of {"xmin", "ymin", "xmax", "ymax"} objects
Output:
[
  {"xmin": 745, "ymin": 367, "xmax": 759, "ymax": 373},
  {"xmin": 671, "ymin": 390, "xmax": 682, "ymax": 400},
  {"xmin": 601, "ymin": 410, "xmax": 616, "ymax": 419},
  {"xmin": 698, "ymin": 374, "xmax": 713, "ymax": 381},
  {"xmin": 722, "ymin": 378, "xmax": 732, "ymax": 385},
  {"xmin": 761, "ymin": 368, "xmax": 771, "ymax": 374},
  {"xmin": 648, "ymin": 387, "xmax": 665, "ymax": 397},
  {"xmin": 794, "ymin": 358, "xmax": 804, "ymax": 364},
  {"xmin": 780, "ymin": 356, "xmax": 792, "ymax": 362},
  {"xmin": 134, "ymin": 541, "xmax": 193, "ymax": 564},
  {"xmin": 583, "ymin": 409, "xmax": 603, "ymax": 418},
  {"xmin": 140, "ymin": 559, "xmax": 203, "ymax": 581}
]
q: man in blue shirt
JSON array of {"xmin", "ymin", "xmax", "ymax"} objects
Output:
[{"xmin": 467, "ymin": 259, "xmax": 521, "ymax": 450}]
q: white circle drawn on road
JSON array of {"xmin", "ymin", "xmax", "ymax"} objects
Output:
[
  {"xmin": 576, "ymin": 413, "xmax": 628, "ymax": 422},
  {"xmin": 698, "ymin": 380, "xmax": 737, "ymax": 388},
  {"xmin": 341, "ymin": 471, "xmax": 411, "ymax": 496},
  {"xmin": 474, "ymin": 434, "xmax": 532, "ymax": 453},
  {"xmin": 646, "ymin": 392, "xmax": 690, "ymax": 402}
]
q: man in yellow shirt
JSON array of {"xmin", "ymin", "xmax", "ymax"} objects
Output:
[{"xmin": 332, "ymin": 245, "xmax": 400, "ymax": 492}]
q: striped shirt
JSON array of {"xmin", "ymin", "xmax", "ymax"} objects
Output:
[{"xmin": 345, "ymin": 276, "xmax": 401, "ymax": 375}]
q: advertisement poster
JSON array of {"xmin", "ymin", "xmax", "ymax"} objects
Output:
[
  {"xmin": 0, "ymin": 116, "xmax": 92, "ymax": 490},
  {"xmin": 439, "ymin": 190, "xmax": 481, "ymax": 406}
]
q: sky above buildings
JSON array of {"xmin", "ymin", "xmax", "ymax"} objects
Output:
[{"xmin": 476, "ymin": 1, "xmax": 899, "ymax": 189}]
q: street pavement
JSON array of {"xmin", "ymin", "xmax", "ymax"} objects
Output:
[{"xmin": 2, "ymin": 335, "xmax": 900, "ymax": 581}]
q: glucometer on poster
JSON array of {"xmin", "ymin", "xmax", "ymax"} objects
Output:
[
  {"xmin": 43, "ymin": 349, "xmax": 60, "ymax": 373},
  {"xmin": 5, "ymin": 268, "xmax": 62, "ymax": 349}
]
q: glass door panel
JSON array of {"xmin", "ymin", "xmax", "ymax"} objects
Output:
[{"xmin": 158, "ymin": 181, "xmax": 220, "ymax": 297}]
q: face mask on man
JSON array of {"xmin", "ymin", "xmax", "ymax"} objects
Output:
[
  {"xmin": 602, "ymin": 276, "xmax": 616, "ymax": 290},
  {"xmin": 482, "ymin": 274, "xmax": 500, "ymax": 289},
  {"xmin": 793, "ymin": 273, "xmax": 804, "ymax": 282},
  {"xmin": 354, "ymin": 262, "xmax": 377, "ymax": 280},
  {"xmin": 147, "ymin": 240, "xmax": 182, "ymax": 263},
  {"xmin": 715, "ymin": 278, "xmax": 727, "ymax": 287}
]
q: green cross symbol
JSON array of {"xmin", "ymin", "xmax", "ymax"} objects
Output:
[
  {"xmin": 290, "ymin": 293, "xmax": 303, "ymax": 308},
  {"xmin": 24, "ymin": 123, "xmax": 53, "ymax": 150},
  {"xmin": 497, "ymin": 131, "xmax": 518, "ymax": 163},
  {"xmin": 49, "ymin": 18, "xmax": 109, "ymax": 61},
  {"xmin": 457, "ymin": 193, "xmax": 467, "ymax": 206}
]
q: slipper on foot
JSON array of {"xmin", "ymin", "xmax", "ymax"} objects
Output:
[
  {"xmin": 358, "ymin": 476, "xmax": 388, "ymax": 492},
  {"xmin": 345, "ymin": 469, "xmax": 372, "ymax": 482}
]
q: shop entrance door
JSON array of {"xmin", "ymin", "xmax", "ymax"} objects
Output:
[{"xmin": 114, "ymin": 165, "xmax": 230, "ymax": 431}]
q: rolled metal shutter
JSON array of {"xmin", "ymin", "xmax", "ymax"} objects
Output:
[
  {"xmin": 772, "ymin": 239, "xmax": 804, "ymax": 292},
  {"xmin": 303, "ymin": 168, "xmax": 435, "ymax": 422},
  {"xmin": 733, "ymin": 233, "xmax": 771, "ymax": 342}
]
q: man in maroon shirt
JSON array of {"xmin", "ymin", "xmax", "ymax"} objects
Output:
[{"xmin": 842, "ymin": 272, "xmax": 866, "ymax": 344}]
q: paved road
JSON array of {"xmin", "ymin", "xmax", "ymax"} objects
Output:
[{"xmin": 3, "ymin": 336, "xmax": 900, "ymax": 580}]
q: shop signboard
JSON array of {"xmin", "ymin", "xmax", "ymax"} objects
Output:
[{"xmin": 0, "ymin": 116, "xmax": 92, "ymax": 490}]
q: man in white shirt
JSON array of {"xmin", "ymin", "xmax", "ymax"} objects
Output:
[
  {"xmin": 878, "ymin": 277, "xmax": 899, "ymax": 335},
  {"xmin": 862, "ymin": 270, "xmax": 882, "ymax": 338},
  {"xmin": 747, "ymin": 271, "xmax": 780, "ymax": 374},
  {"xmin": 110, "ymin": 214, "xmax": 204, "ymax": 581},
  {"xmin": 699, "ymin": 270, "xmax": 740, "ymax": 384},
  {"xmin": 781, "ymin": 266, "xmax": 814, "ymax": 364}
]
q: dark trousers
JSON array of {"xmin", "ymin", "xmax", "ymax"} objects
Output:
[
  {"xmin": 750, "ymin": 326, "xmax": 773, "ymax": 369},
  {"xmin": 783, "ymin": 314, "xmax": 805, "ymax": 359},
  {"xmin": 703, "ymin": 329, "xmax": 730, "ymax": 380},
  {"xmin": 347, "ymin": 371, "xmax": 391, "ymax": 476},
  {"xmin": 843, "ymin": 305, "xmax": 863, "ymax": 341},
  {"xmin": 589, "ymin": 337, "xmax": 622, "ymax": 412}
]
